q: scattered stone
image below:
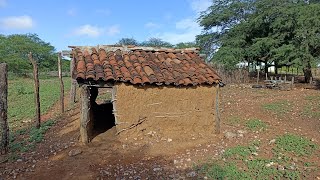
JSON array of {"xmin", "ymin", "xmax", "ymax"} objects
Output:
[
  {"xmin": 224, "ymin": 132, "xmax": 237, "ymax": 139},
  {"xmin": 265, "ymin": 162, "xmax": 274, "ymax": 167},
  {"xmin": 186, "ymin": 171, "xmax": 196, "ymax": 178},
  {"xmin": 167, "ymin": 138, "xmax": 173, "ymax": 142},
  {"xmin": 269, "ymin": 139, "xmax": 276, "ymax": 144},
  {"xmin": 16, "ymin": 159, "xmax": 23, "ymax": 162},
  {"xmin": 68, "ymin": 149, "xmax": 82, "ymax": 157},
  {"xmin": 153, "ymin": 167, "xmax": 162, "ymax": 172},
  {"xmin": 277, "ymin": 165, "xmax": 285, "ymax": 171},
  {"xmin": 237, "ymin": 130, "xmax": 247, "ymax": 134},
  {"xmin": 292, "ymin": 157, "xmax": 298, "ymax": 162},
  {"xmin": 252, "ymin": 152, "xmax": 258, "ymax": 156}
]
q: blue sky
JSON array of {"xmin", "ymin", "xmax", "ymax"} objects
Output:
[{"xmin": 0, "ymin": 0, "xmax": 212, "ymax": 51}]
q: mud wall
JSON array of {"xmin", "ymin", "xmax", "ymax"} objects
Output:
[{"xmin": 115, "ymin": 83, "xmax": 217, "ymax": 140}]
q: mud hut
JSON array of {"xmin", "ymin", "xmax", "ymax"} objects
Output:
[{"xmin": 70, "ymin": 45, "xmax": 222, "ymax": 143}]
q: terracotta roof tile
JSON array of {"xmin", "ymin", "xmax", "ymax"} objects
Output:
[{"xmin": 73, "ymin": 46, "xmax": 221, "ymax": 86}]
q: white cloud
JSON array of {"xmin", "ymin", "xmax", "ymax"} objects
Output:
[
  {"xmin": 145, "ymin": 22, "xmax": 161, "ymax": 29},
  {"xmin": 0, "ymin": 15, "xmax": 34, "ymax": 29},
  {"xmin": 67, "ymin": 8, "xmax": 77, "ymax": 16},
  {"xmin": 190, "ymin": 0, "xmax": 211, "ymax": 14},
  {"xmin": 157, "ymin": 18, "xmax": 201, "ymax": 44},
  {"xmin": 106, "ymin": 25, "xmax": 120, "ymax": 36},
  {"xmin": 73, "ymin": 24, "xmax": 120, "ymax": 37},
  {"xmin": 74, "ymin": 24, "xmax": 103, "ymax": 37},
  {"xmin": 0, "ymin": 0, "xmax": 7, "ymax": 7}
]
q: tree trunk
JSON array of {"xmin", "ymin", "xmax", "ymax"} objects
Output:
[
  {"xmin": 28, "ymin": 52, "xmax": 41, "ymax": 129},
  {"xmin": 303, "ymin": 61, "xmax": 312, "ymax": 83},
  {"xmin": 264, "ymin": 61, "xmax": 268, "ymax": 75},
  {"xmin": 58, "ymin": 52, "xmax": 64, "ymax": 113},
  {"xmin": 275, "ymin": 61, "xmax": 278, "ymax": 75},
  {"xmin": 80, "ymin": 86, "xmax": 93, "ymax": 144},
  {"xmin": 0, "ymin": 63, "xmax": 9, "ymax": 154}
]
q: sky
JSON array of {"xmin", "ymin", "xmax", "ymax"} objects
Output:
[{"xmin": 0, "ymin": 0, "xmax": 212, "ymax": 51}]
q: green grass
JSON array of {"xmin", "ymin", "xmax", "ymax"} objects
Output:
[
  {"xmin": 274, "ymin": 134, "xmax": 318, "ymax": 156},
  {"xmin": 262, "ymin": 100, "xmax": 291, "ymax": 115},
  {"xmin": 8, "ymin": 77, "xmax": 71, "ymax": 127},
  {"xmin": 245, "ymin": 119, "xmax": 267, "ymax": 131},
  {"xmin": 225, "ymin": 116, "xmax": 242, "ymax": 126},
  {"xmin": 303, "ymin": 95, "xmax": 320, "ymax": 118},
  {"xmin": 196, "ymin": 137, "xmax": 318, "ymax": 179},
  {"xmin": 9, "ymin": 119, "xmax": 55, "ymax": 157}
]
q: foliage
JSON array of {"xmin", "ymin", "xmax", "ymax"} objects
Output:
[
  {"xmin": 140, "ymin": 37, "xmax": 173, "ymax": 48},
  {"xmin": 197, "ymin": 0, "xmax": 320, "ymax": 82},
  {"xmin": 29, "ymin": 120, "xmax": 55, "ymax": 143},
  {"xmin": 175, "ymin": 42, "xmax": 197, "ymax": 49},
  {"xmin": 116, "ymin": 37, "xmax": 139, "ymax": 46},
  {"xmin": 262, "ymin": 100, "xmax": 291, "ymax": 115},
  {"xmin": 0, "ymin": 33, "xmax": 61, "ymax": 74},
  {"xmin": 245, "ymin": 119, "xmax": 267, "ymax": 131},
  {"xmin": 224, "ymin": 144, "xmax": 257, "ymax": 160},
  {"xmin": 275, "ymin": 134, "xmax": 318, "ymax": 156}
]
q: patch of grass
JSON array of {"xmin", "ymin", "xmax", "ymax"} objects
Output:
[
  {"xmin": 245, "ymin": 119, "xmax": 267, "ymax": 131},
  {"xmin": 199, "ymin": 162, "xmax": 250, "ymax": 180},
  {"xmin": 275, "ymin": 134, "xmax": 318, "ymax": 156},
  {"xmin": 262, "ymin": 100, "xmax": 291, "ymax": 115},
  {"xmin": 224, "ymin": 144, "xmax": 257, "ymax": 160},
  {"xmin": 225, "ymin": 116, "xmax": 242, "ymax": 126},
  {"xmin": 8, "ymin": 77, "xmax": 71, "ymax": 127},
  {"xmin": 305, "ymin": 95, "xmax": 320, "ymax": 101},
  {"xmin": 9, "ymin": 119, "xmax": 55, "ymax": 155}
]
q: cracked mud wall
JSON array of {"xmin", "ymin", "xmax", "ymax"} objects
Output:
[{"xmin": 115, "ymin": 83, "xmax": 217, "ymax": 140}]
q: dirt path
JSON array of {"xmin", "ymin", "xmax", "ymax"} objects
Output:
[{"xmin": 1, "ymin": 85, "xmax": 320, "ymax": 179}]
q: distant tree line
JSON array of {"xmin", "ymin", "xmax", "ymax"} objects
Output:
[
  {"xmin": 196, "ymin": 0, "xmax": 320, "ymax": 82},
  {"xmin": 116, "ymin": 37, "xmax": 196, "ymax": 49},
  {"xmin": 0, "ymin": 34, "xmax": 69, "ymax": 75}
]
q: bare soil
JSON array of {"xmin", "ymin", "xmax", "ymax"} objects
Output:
[{"xmin": 1, "ymin": 84, "xmax": 320, "ymax": 179}]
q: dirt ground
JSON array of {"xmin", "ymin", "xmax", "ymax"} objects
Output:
[{"xmin": 1, "ymin": 84, "xmax": 320, "ymax": 179}]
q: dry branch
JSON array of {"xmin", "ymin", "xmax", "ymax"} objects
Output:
[{"xmin": 116, "ymin": 117, "xmax": 147, "ymax": 135}]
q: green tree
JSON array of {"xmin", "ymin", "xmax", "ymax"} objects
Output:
[
  {"xmin": 175, "ymin": 42, "xmax": 197, "ymax": 49},
  {"xmin": 140, "ymin": 38, "xmax": 173, "ymax": 48},
  {"xmin": 0, "ymin": 33, "xmax": 56, "ymax": 73},
  {"xmin": 197, "ymin": 0, "xmax": 320, "ymax": 82},
  {"xmin": 116, "ymin": 37, "xmax": 139, "ymax": 46}
]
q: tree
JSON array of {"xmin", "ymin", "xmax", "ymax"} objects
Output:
[
  {"xmin": 197, "ymin": 0, "xmax": 320, "ymax": 82},
  {"xmin": 140, "ymin": 38, "xmax": 173, "ymax": 48},
  {"xmin": 175, "ymin": 42, "xmax": 197, "ymax": 49},
  {"xmin": 116, "ymin": 37, "xmax": 139, "ymax": 46},
  {"xmin": 0, "ymin": 33, "xmax": 56, "ymax": 74}
]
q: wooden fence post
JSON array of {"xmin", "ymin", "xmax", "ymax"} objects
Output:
[
  {"xmin": 70, "ymin": 55, "xmax": 77, "ymax": 105},
  {"xmin": 0, "ymin": 63, "xmax": 9, "ymax": 154},
  {"xmin": 28, "ymin": 52, "xmax": 41, "ymax": 129},
  {"xmin": 58, "ymin": 52, "xmax": 64, "ymax": 113}
]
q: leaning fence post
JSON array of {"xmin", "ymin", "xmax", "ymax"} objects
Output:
[
  {"xmin": 28, "ymin": 52, "xmax": 41, "ymax": 129},
  {"xmin": 0, "ymin": 63, "xmax": 9, "ymax": 154},
  {"xmin": 58, "ymin": 52, "xmax": 65, "ymax": 113},
  {"xmin": 215, "ymin": 85, "xmax": 220, "ymax": 134}
]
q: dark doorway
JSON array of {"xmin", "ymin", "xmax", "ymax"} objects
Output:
[{"xmin": 89, "ymin": 87, "xmax": 115, "ymax": 137}]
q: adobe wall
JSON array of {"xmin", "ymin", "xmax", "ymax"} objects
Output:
[{"xmin": 115, "ymin": 83, "xmax": 217, "ymax": 141}]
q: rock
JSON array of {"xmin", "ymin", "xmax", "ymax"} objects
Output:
[
  {"xmin": 153, "ymin": 167, "xmax": 162, "ymax": 172},
  {"xmin": 224, "ymin": 132, "xmax": 237, "ymax": 139},
  {"xmin": 167, "ymin": 138, "xmax": 172, "ymax": 142},
  {"xmin": 68, "ymin": 149, "xmax": 82, "ymax": 157},
  {"xmin": 277, "ymin": 165, "xmax": 285, "ymax": 171},
  {"xmin": 265, "ymin": 162, "xmax": 274, "ymax": 167},
  {"xmin": 16, "ymin": 159, "xmax": 23, "ymax": 162},
  {"xmin": 269, "ymin": 139, "xmax": 276, "ymax": 144},
  {"xmin": 237, "ymin": 130, "xmax": 247, "ymax": 134},
  {"xmin": 186, "ymin": 171, "xmax": 196, "ymax": 178}
]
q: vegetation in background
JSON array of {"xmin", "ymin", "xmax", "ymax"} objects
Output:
[
  {"xmin": 0, "ymin": 33, "xmax": 70, "ymax": 75},
  {"xmin": 197, "ymin": 0, "xmax": 320, "ymax": 82},
  {"xmin": 8, "ymin": 77, "xmax": 71, "ymax": 128}
]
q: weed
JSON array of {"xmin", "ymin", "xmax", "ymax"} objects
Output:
[
  {"xmin": 262, "ymin": 100, "xmax": 291, "ymax": 115},
  {"xmin": 29, "ymin": 119, "xmax": 55, "ymax": 143},
  {"xmin": 246, "ymin": 119, "xmax": 267, "ymax": 131},
  {"xmin": 275, "ymin": 134, "xmax": 317, "ymax": 156},
  {"xmin": 224, "ymin": 145, "xmax": 257, "ymax": 160},
  {"xmin": 225, "ymin": 116, "xmax": 242, "ymax": 126}
]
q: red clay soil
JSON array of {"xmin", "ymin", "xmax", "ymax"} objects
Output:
[{"xmin": 1, "ymin": 84, "xmax": 320, "ymax": 179}]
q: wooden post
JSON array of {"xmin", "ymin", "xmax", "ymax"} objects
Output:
[
  {"xmin": 0, "ymin": 63, "xmax": 9, "ymax": 154},
  {"xmin": 291, "ymin": 76, "xmax": 295, "ymax": 90},
  {"xmin": 257, "ymin": 69, "xmax": 260, "ymax": 84},
  {"xmin": 28, "ymin": 52, "xmax": 41, "ymax": 129},
  {"xmin": 215, "ymin": 86, "xmax": 220, "ymax": 134},
  {"xmin": 58, "ymin": 52, "xmax": 64, "ymax": 113},
  {"xmin": 80, "ymin": 86, "xmax": 92, "ymax": 144},
  {"xmin": 70, "ymin": 55, "xmax": 77, "ymax": 105},
  {"xmin": 111, "ymin": 85, "xmax": 118, "ymax": 125}
]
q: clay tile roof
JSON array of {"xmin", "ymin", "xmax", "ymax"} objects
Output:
[{"xmin": 71, "ymin": 45, "xmax": 221, "ymax": 86}]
